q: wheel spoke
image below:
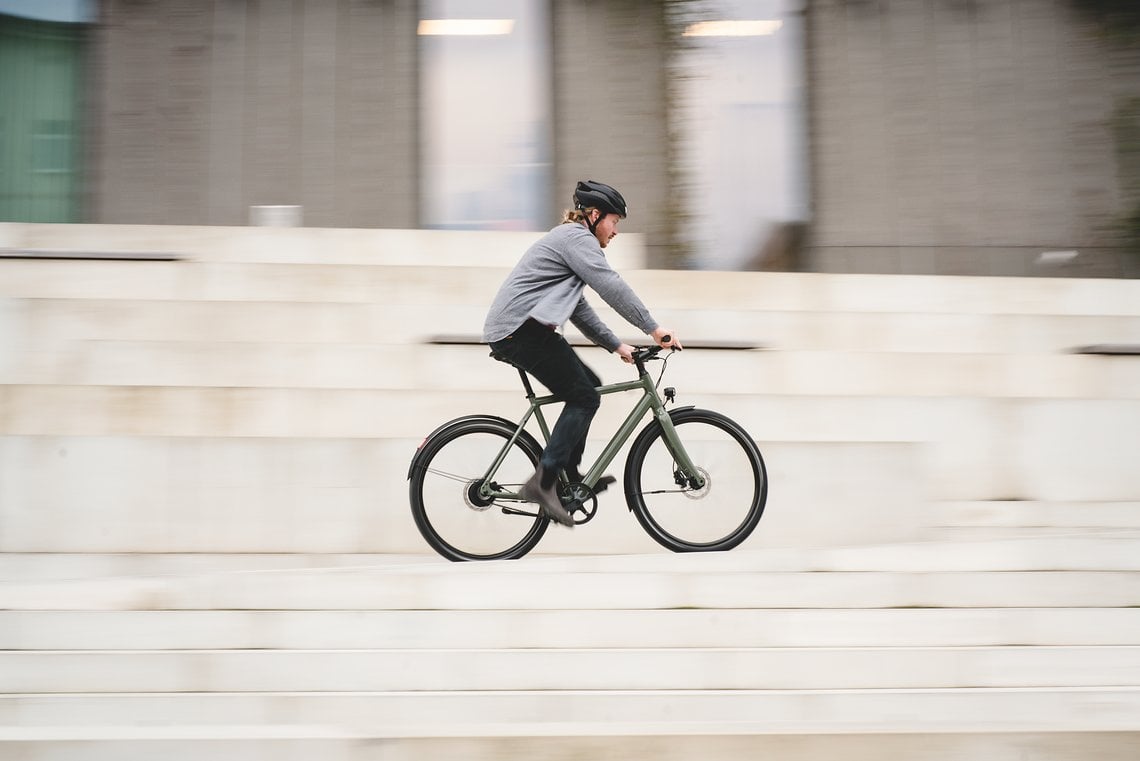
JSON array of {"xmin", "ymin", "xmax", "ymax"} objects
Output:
[
  {"xmin": 626, "ymin": 410, "xmax": 766, "ymax": 552},
  {"xmin": 422, "ymin": 466, "xmax": 475, "ymax": 483},
  {"xmin": 409, "ymin": 422, "xmax": 547, "ymax": 560}
]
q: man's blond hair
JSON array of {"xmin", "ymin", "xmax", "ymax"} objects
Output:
[{"xmin": 561, "ymin": 208, "xmax": 594, "ymax": 224}]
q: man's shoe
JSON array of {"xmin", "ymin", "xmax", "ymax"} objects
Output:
[{"xmin": 519, "ymin": 466, "xmax": 575, "ymax": 527}]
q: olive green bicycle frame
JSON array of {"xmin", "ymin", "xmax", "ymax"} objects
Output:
[{"xmin": 477, "ymin": 365, "xmax": 705, "ymax": 506}]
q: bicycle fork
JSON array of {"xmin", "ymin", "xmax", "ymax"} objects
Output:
[{"xmin": 650, "ymin": 403, "xmax": 707, "ymax": 491}]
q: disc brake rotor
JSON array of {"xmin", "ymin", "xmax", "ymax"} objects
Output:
[{"xmin": 682, "ymin": 467, "xmax": 711, "ymax": 500}]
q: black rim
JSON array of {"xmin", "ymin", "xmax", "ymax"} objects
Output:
[
  {"xmin": 412, "ymin": 423, "xmax": 547, "ymax": 561},
  {"xmin": 630, "ymin": 413, "xmax": 766, "ymax": 551}
]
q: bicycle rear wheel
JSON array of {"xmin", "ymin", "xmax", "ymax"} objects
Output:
[
  {"xmin": 409, "ymin": 418, "xmax": 548, "ymax": 561},
  {"xmin": 624, "ymin": 408, "xmax": 766, "ymax": 552}
]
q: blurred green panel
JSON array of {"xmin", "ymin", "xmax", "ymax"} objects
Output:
[{"xmin": 0, "ymin": 12, "xmax": 86, "ymax": 222}]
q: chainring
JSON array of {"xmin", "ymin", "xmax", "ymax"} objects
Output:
[{"xmin": 560, "ymin": 482, "xmax": 599, "ymax": 525}]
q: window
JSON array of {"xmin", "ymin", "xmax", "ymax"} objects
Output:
[
  {"xmin": 32, "ymin": 119, "xmax": 73, "ymax": 174},
  {"xmin": 419, "ymin": 0, "xmax": 551, "ymax": 231},
  {"xmin": 676, "ymin": 0, "xmax": 808, "ymax": 269},
  {"xmin": 0, "ymin": 7, "xmax": 86, "ymax": 222}
]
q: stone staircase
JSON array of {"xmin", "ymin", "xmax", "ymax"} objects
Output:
[
  {"xmin": 0, "ymin": 539, "xmax": 1139, "ymax": 759},
  {"xmin": 3, "ymin": 224, "xmax": 1138, "ymax": 555},
  {"xmin": 1, "ymin": 222, "xmax": 1139, "ymax": 758}
]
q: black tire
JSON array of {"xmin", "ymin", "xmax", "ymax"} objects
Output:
[
  {"xmin": 624, "ymin": 408, "xmax": 767, "ymax": 552},
  {"xmin": 409, "ymin": 418, "xmax": 548, "ymax": 561}
]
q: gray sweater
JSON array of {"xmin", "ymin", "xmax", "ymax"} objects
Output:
[{"xmin": 483, "ymin": 222, "xmax": 659, "ymax": 351}]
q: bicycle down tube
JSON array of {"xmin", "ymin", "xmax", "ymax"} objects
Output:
[{"xmin": 481, "ymin": 366, "xmax": 705, "ymax": 502}]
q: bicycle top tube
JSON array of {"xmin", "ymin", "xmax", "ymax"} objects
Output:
[
  {"xmin": 529, "ymin": 378, "xmax": 646, "ymax": 408},
  {"xmin": 522, "ymin": 345, "xmax": 669, "ymax": 406}
]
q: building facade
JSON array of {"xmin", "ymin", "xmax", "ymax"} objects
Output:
[{"xmin": 1, "ymin": 0, "xmax": 1137, "ymax": 275}]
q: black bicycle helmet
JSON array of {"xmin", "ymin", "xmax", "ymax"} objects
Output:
[{"xmin": 573, "ymin": 180, "xmax": 628, "ymax": 219}]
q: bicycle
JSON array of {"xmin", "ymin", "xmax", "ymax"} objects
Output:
[{"xmin": 407, "ymin": 344, "xmax": 768, "ymax": 561}]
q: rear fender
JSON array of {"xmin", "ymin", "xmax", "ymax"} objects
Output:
[{"xmin": 407, "ymin": 414, "xmax": 538, "ymax": 480}]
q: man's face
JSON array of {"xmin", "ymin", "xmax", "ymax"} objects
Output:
[{"xmin": 592, "ymin": 212, "xmax": 621, "ymax": 248}]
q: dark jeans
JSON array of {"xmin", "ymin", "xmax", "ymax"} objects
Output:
[{"xmin": 489, "ymin": 319, "xmax": 601, "ymax": 478}]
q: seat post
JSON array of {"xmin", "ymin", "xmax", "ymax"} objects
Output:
[{"xmin": 517, "ymin": 368, "xmax": 537, "ymax": 399}]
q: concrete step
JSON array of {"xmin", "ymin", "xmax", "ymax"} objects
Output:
[
  {"xmin": 2, "ymin": 536, "xmax": 1137, "ymax": 580},
  {"xmin": 5, "ymin": 384, "xmax": 1138, "ymax": 449},
  {"xmin": 929, "ymin": 501, "xmax": 1140, "ymax": 541},
  {"xmin": 4, "ymin": 297, "xmax": 486, "ymax": 347},
  {"xmin": 4, "ymin": 391, "xmax": 1136, "ymax": 513},
  {"xmin": 3, "ymin": 565, "xmax": 1138, "ymax": 611},
  {"xmin": 7, "ymin": 340, "xmax": 1139, "ymax": 399},
  {"xmin": 1, "ymin": 433, "xmax": 1133, "ymax": 555},
  {"xmin": 2, "ymin": 730, "xmax": 1140, "ymax": 761},
  {"xmin": 931, "ymin": 501, "xmax": 1140, "ymax": 529},
  {"xmin": 3, "ymin": 259, "xmax": 1139, "ymax": 317},
  {"xmin": 1, "ymin": 689, "xmax": 1138, "ymax": 735},
  {"xmin": 932, "ymin": 528, "xmax": 1140, "ymax": 542},
  {"xmin": 0, "ymin": 553, "xmax": 432, "ymax": 582},
  {"xmin": 0, "ymin": 435, "xmax": 927, "ymax": 553},
  {"xmin": 0, "ymin": 260, "xmax": 505, "ymax": 305},
  {"xmin": 4, "ymin": 646, "xmax": 1139, "ymax": 693},
  {"xmin": 2, "ymin": 607, "xmax": 1138, "ymax": 650},
  {"xmin": 0, "ymin": 222, "xmax": 649, "ymax": 269},
  {"xmin": 3, "ymin": 728, "xmax": 1139, "ymax": 761},
  {"xmin": 9, "ymin": 297, "xmax": 1140, "ymax": 353}
]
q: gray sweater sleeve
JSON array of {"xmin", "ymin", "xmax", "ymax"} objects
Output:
[
  {"xmin": 569, "ymin": 296, "xmax": 621, "ymax": 351},
  {"xmin": 561, "ymin": 230, "xmax": 659, "ymax": 347}
]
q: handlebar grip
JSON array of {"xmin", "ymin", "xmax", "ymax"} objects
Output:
[{"xmin": 660, "ymin": 334, "xmax": 671, "ymax": 344}]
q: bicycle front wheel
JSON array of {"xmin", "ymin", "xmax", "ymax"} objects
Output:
[
  {"xmin": 624, "ymin": 408, "xmax": 767, "ymax": 552},
  {"xmin": 409, "ymin": 418, "xmax": 548, "ymax": 561}
]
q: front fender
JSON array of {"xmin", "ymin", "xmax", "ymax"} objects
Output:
[{"xmin": 656, "ymin": 405, "xmax": 696, "ymax": 423}]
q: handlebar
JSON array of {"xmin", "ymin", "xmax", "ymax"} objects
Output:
[
  {"xmin": 630, "ymin": 334, "xmax": 675, "ymax": 362},
  {"xmin": 630, "ymin": 345, "xmax": 664, "ymax": 364},
  {"xmin": 630, "ymin": 342, "xmax": 681, "ymax": 367}
]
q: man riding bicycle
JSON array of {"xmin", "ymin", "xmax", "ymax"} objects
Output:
[{"xmin": 483, "ymin": 180, "xmax": 681, "ymax": 527}]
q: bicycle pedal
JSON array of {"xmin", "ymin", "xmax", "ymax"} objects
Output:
[{"xmin": 594, "ymin": 475, "xmax": 616, "ymax": 494}]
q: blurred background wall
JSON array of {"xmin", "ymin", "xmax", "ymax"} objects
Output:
[
  {"xmin": 809, "ymin": 0, "xmax": 1140, "ymax": 278},
  {"xmin": 1, "ymin": 0, "xmax": 1138, "ymax": 275}
]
